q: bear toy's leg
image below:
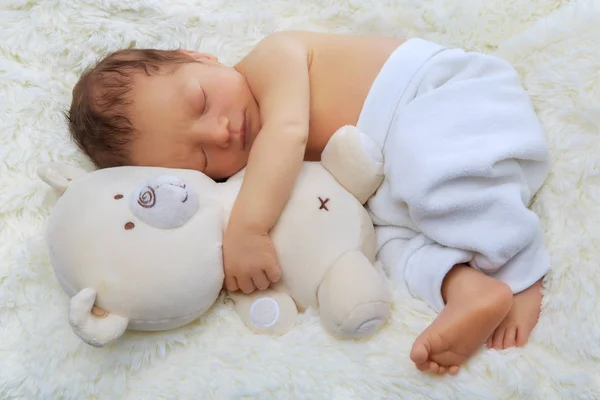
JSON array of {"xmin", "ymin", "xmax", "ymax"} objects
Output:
[
  {"xmin": 317, "ymin": 250, "xmax": 393, "ymax": 339},
  {"xmin": 230, "ymin": 285, "xmax": 299, "ymax": 336}
]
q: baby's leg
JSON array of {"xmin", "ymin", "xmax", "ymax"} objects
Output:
[{"xmin": 368, "ymin": 42, "xmax": 552, "ymax": 373}]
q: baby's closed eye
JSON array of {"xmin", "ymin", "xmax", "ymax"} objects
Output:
[
  {"xmin": 183, "ymin": 80, "xmax": 207, "ymax": 117},
  {"xmin": 194, "ymin": 83, "xmax": 207, "ymax": 116}
]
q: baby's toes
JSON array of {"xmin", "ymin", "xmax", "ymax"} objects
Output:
[
  {"xmin": 448, "ymin": 365, "xmax": 460, "ymax": 375},
  {"xmin": 415, "ymin": 361, "xmax": 429, "ymax": 372},
  {"xmin": 492, "ymin": 327, "xmax": 506, "ymax": 349},
  {"xmin": 410, "ymin": 340, "xmax": 430, "ymax": 365},
  {"xmin": 427, "ymin": 361, "xmax": 442, "ymax": 375},
  {"xmin": 516, "ymin": 328, "xmax": 529, "ymax": 347},
  {"xmin": 502, "ymin": 325, "xmax": 518, "ymax": 349}
]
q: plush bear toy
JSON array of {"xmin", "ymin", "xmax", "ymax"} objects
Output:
[{"xmin": 38, "ymin": 125, "xmax": 393, "ymax": 347}]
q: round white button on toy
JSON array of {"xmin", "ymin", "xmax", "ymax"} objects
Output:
[{"xmin": 249, "ymin": 297, "xmax": 280, "ymax": 329}]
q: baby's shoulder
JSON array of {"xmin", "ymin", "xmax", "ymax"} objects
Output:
[
  {"xmin": 234, "ymin": 31, "xmax": 313, "ymax": 99},
  {"xmin": 238, "ymin": 31, "xmax": 313, "ymax": 70},
  {"xmin": 237, "ymin": 31, "xmax": 359, "ymax": 89}
]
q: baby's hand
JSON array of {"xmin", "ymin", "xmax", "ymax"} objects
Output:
[{"xmin": 223, "ymin": 225, "xmax": 282, "ymax": 293}]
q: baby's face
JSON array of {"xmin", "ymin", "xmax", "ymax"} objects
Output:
[{"xmin": 128, "ymin": 53, "xmax": 260, "ymax": 180}]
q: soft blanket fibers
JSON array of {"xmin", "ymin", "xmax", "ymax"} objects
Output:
[{"xmin": 1, "ymin": 0, "xmax": 599, "ymax": 398}]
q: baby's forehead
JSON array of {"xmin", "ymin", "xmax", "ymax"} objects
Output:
[
  {"xmin": 126, "ymin": 68, "xmax": 187, "ymax": 128},
  {"xmin": 127, "ymin": 70, "xmax": 176, "ymax": 101},
  {"xmin": 126, "ymin": 63, "xmax": 186, "ymax": 91}
]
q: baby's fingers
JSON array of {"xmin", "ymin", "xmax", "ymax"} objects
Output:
[
  {"xmin": 252, "ymin": 272, "xmax": 271, "ymax": 291},
  {"xmin": 265, "ymin": 263, "xmax": 282, "ymax": 283},
  {"xmin": 225, "ymin": 274, "xmax": 239, "ymax": 292},
  {"xmin": 237, "ymin": 276, "xmax": 257, "ymax": 294}
]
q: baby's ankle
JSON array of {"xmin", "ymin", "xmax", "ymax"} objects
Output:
[{"xmin": 441, "ymin": 264, "xmax": 511, "ymax": 306}]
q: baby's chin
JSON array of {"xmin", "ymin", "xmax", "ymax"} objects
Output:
[{"xmin": 209, "ymin": 160, "xmax": 248, "ymax": 183}]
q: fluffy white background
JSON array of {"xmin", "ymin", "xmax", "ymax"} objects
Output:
[{"xmin": 1, "ymin": 0, "xmax": 600, "ymax": 398}]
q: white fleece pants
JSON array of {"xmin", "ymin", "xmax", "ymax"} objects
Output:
[{"xmin": 356, "ymin": 38, "xmax": 551, "ymax": 313}]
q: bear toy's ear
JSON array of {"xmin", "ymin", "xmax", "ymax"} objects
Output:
[{"xmin": 37, "ymin": 163, "xmax": 88, "ymax": 196}]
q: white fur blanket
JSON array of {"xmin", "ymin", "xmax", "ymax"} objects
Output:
[{"xmin": 1, "ymin": 0, "xmax": 600, "ymax": 398}]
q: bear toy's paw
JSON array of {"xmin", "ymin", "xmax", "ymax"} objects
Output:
[
  {"xmin": 358, "ymin": 130, "xmax": 383, "ymax": 164},
  {"xmin": 249, "ymin": 297, "xmax": 281, "ymax": 329},
  {"xmin": 69, "ymin": 288, "xmax": 130, "ymax": 348},
  {"xmin": 231, "ymin": 288, "xmax": 299, "ymax": 336},
  {"xmin": 320, "ymin": 125, "xmax": 384, "ymax": 204},
  {"xmin": 317, "ymin": 250, "xmax": 393, "ymax": 340},
  {"xmin": 336, "ymin": 301, "xmax": 391, "ymax": 339}
]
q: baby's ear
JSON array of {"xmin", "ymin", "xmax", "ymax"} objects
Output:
[{"xmin": 37, "ymin": 163, "xmax": 88, "ymax": 196}]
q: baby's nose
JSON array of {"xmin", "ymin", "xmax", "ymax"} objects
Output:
[{"xmin": 208, "ymin": 116, "xmax": 230, "ymax": 148}]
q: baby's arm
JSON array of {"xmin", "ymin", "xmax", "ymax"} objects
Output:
[
  {"xmin": 233, "ymin": 32, "xmax": 310, "ymax": 235},
  {"xmin": 223, "ymin": 32, "xmax": 310, "ymax": 293}
]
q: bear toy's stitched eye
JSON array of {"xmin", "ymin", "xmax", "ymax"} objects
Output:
[
  {"xmin": 124, "ymin": 222, "xmax": 135, "ymax": 230},
  {"xmin": 137, "ymin": 186, "xmax": 156, "ymax": 208},
  {"xmin": 114, "ymin": 194, "xmax": 124, "ymax": 200},
  {"xmin": 129, "ymin": 175, "xmax": 199, "ymax": 229}
]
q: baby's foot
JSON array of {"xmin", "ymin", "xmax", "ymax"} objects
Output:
[
  {"xmin": 486, "ymin": 278, "xmax": 543, "ymax": 349},
  {"xmin": 410, "ymin": 265, "xmax": 513, "ymax": 375}
]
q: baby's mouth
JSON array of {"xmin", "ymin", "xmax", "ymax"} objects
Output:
[{"xmin": 242, "ymin": 112, "xmax": 248, "ymax": 150}]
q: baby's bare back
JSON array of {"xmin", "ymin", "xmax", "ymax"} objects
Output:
[{"xmin": 286, "ymin": 32, "xmax": 404, "ymax": 160}]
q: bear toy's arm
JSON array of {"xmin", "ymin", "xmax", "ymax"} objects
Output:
[
  {"xmin": 320, "ymin": 125, "xmax": 385, "ymax": 205},
  {"xmin": 69, "ymin": 288, "xmax": 130, "ymax": 348},
  {"xmin": 229, "ymin": 285, "xmax": 298, "ymax": 335}
]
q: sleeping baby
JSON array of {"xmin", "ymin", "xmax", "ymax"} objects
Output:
[{"xmin": 66, "ymin": 30, "xmax": 550, "ymax": 375}]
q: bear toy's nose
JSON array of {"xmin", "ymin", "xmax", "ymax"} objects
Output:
[{"xmin": 130, "ymin": 175, "xmax": 200, "ymax": 229}]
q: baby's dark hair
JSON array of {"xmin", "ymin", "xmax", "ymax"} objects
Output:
[{"xmin": 67, "ymin": 48, "xmax": 198, "ymax": 168}]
